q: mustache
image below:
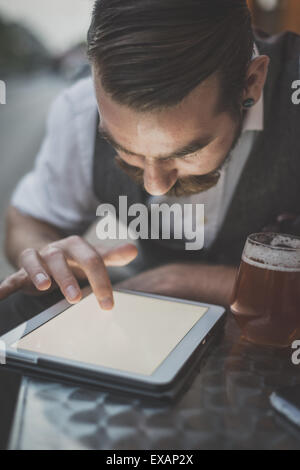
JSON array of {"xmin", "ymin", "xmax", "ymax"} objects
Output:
[{"xmin": 115, "ymin": 155, "xmax": 221, "ymax": 197}]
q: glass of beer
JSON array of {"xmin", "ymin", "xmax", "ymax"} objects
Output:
[{"xmin": 230, "ymin": 232, "xmax": 300, "ymax": 347}]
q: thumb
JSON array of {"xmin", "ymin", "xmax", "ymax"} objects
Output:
[
  {"xmin": 97, "ymin": 243, "xmax": 138, "ymax": 267},
  {"xmin": 0, "ymin": 269, "xmax": 29, "ymax": 300}
]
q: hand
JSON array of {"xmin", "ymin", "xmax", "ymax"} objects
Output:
[{"xmin": 0, "ymin": 236, "xmax": 138, "ymax": 310}]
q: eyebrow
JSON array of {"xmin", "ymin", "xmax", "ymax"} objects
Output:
[{"xmin": 98, "ymin": 126, "xmax": 214, "ymax": 161}]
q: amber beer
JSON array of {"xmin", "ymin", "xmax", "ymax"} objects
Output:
[{"xmin": 231, "ymin": 233, "xmax": 300, "ymax": 347}]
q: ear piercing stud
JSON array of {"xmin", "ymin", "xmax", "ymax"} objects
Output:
[{"xmin": 242, "ymin": 98, "xmax": 255, "ymax": 108}]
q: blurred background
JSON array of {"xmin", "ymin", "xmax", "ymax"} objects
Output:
[
  {"xmin": 0, "ymin": 0, "xmax": 94, "ymax": 278},
  {"xmin": 0, "ymin": 0, "xmax": 300, "ymax": 279},
  {"xmin": 248, "ymin": 0, "xmax": 300, "ymax": 34}
]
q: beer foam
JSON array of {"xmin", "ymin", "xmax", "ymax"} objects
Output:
[{"xmin": 243, "ymin": 234, "xmax": 300, "ymax": 271}]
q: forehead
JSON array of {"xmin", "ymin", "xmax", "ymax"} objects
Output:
[{"xmin": 93, "ymin": 68, "xmax": 222, "ymax": 154}]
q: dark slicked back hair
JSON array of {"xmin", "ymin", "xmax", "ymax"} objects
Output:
[{"xmin": 87, "ymin": 0, "xmax": 254, "ymax": 115}]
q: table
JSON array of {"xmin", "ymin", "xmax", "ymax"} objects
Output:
[{"xmin": 8, "ymin": 315, "xmax": 300, "ymax": 450}]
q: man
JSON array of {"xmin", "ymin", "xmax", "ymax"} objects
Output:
[{"xmin": 1, "ymin": 0, "xmax": 300, "ymax": 314}]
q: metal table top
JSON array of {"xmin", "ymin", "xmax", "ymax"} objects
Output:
[{"xmin": 9, "ymin": 315, "xmax": 300, "ymax": 450}]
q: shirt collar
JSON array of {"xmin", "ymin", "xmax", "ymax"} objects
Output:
[{"xmin": 242, "ymin": 43, "xmax": 264, "ymax": 132}]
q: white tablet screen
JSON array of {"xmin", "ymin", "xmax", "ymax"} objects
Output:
[{"xmin": 13, "ymin": 291, "xmax": 208, "ymax": 376}]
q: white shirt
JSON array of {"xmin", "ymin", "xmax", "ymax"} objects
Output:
[{"xmin": 11, "ymin": 76, "xmax": 263, "ymax": 248}]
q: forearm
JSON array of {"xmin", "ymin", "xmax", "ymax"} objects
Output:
[
  {"xmin": 117, "ymin": 261, "xmax": 238, "ymax": 307},
  {"xmin": 169, "ymin": 262, "xmax": 238, "ymax": 306},
  {"xmin": 4, "ymin": 206, "xmax": 65, "ymax": 268}
]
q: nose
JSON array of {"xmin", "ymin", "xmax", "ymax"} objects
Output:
[{"xmin": 143, "ymin": 160, "xmax": 178, "ymax": 196}]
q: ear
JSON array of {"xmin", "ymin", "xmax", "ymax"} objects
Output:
[{"xmin": 242, "ymin": 55, "xmax": 270, "ymax": 104}]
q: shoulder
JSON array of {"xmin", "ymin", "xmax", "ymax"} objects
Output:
[
  {"xmin": 49, "ymin": 76, "xmax": 97, "ymax": 123},
  {"xmin": 63, "ymin": 76, "xmax": 97, "ymax": 115},
  {"xmin": 255, "ymin": 29, "xmax": 300, "ymax": 62}
]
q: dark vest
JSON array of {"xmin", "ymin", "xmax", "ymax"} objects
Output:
[{"xmin": 93, "ymin": 30, "xmax": 300, "ymax": 267}]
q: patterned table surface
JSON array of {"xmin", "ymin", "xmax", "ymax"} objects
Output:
[{"xmin": 9, "ymin": 315, "xmax": 300, "ymax": 450}]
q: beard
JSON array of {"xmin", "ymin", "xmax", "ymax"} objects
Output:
[{"xmin": 115, "ymin": 116, "xmax": 244, "ymax": 197}]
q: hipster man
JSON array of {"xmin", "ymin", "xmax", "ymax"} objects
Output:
[{"xmin": 1, "ymin": 0, "xmax": 300, "ymax": 316}]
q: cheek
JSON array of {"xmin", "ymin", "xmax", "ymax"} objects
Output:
[{"xmin": 176, "ymin": 131, "xmax": 236, "ymax": 176}]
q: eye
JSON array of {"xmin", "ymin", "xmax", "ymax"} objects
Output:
[
  {"xmin": 118, "ymin": 152, "xmax": 144, "ymax": 168},
  {"xmin": 160, "ymin": 156, "xmax": 174, "ymax": 163},
  {"xmin": 117, "ymin": 149, "xmax": 133, "ymax": 159},
  {"xmin": 181, "ymin": 150, "xmax": 202, "ymax": 162}
]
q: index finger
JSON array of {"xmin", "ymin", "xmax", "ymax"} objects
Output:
[
  {"xmin": 99, "ymin": 243, "xmax": 138, "ymax": 266},
  {"xmin": 64, "ymin": 241, "xmax": 114, "ymax": 310}
]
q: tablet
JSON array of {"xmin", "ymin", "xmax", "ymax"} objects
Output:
[{"xmin": 0, "ymin": 288, "xmax": 225, "ymax": 399}]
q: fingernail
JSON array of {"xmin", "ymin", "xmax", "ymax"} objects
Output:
[
  {"xmin": 35, "ymin": 273, "xmax": 49, "ymax": 285},
  {"xmin": 101, "ymin": 297, "xmax": 114, "ymax": 310},
  {"xmin": 66, "ymin": 285, "xmax": 79, "ymax": 301}
]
